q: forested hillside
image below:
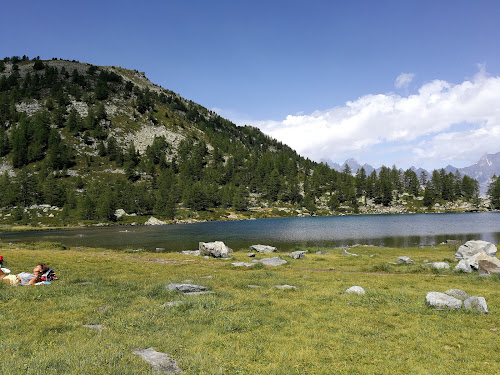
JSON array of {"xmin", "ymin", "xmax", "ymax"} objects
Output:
[{"xmin": 0, "ymin": 56, "xmax": 486, "ymax": 226}]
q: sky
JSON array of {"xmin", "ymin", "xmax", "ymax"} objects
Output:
[{"xmin": 1, "ymin": 0, "xmax": 499, "ymax": 170}]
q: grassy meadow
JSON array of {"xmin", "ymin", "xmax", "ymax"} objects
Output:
[{"xmin": 0, "ymin": 241, "xmax": 499, "ymax": 374}]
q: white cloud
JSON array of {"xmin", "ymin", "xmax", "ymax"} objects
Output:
[
  {"xmin": 395, "ymin": 72, "xmax": 415, "ymax": 89},
  {"xmin": 249, "ymin": 69, "xmax": 500, "ymax": 169}
]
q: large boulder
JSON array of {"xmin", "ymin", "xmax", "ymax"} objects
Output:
[
  {"xmin": 463, "ymin": 296, "xmax": 488, "ymax": 314},
  {"xmin": 477, "ymin": 256, "xmax": 500, "ymax": 276},
  {"xmin": 467, "ymin": 253, "xmax": 500, "ymax": 270},
  {"xmin": 426, "ymin": 292, "xmax": 462, "ymax": 310},
  {"xmin": 250, "ymin": 244, "xmax": 277, "ymax": 253},
  {"xmin": 454, "ymin": 240, "xmax": 497, "ymax": 261},
  {"xmin": 199, "ymin": 241, "xmax": 233, "ymax": 258}
]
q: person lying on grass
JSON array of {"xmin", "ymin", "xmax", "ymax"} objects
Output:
[{"xmin": 0, "ymin": 263, "xmax": 51, "ymax": 286}]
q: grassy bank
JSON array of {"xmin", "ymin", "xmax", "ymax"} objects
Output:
[{"xmin": 0, "ymin": 242, "xmax": 499, "ymax": 374}]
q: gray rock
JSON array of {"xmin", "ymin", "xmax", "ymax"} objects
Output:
[
  {"xmin": 345, "ymin": 286, "xmax": 365, "ymax": 295},
  {"xmin": 275, "ymin": 284, "xmax": 297, "ymax": 290},
  {"xmin": 181, "ymin": 250, "xmax": 201, "ymax": 256},
  {"xmin": 454, "ymin": 259, "xmax": 472, "ymax": 273},
  {"xmin": 445, "ymin": 289, "xmax": 469, "ymax": 300},
  {"xmin": 454, "ymin": 240, "xmax": 497, "ymax": 261},
  {"xmin": 132, "ymin": 347, "xmax": 182, "ymax": 374},
  {"xmin": 290, "ymin": 251, "xmax": 306, "ymax": 259},
  {"xmin": 316, "ymin": 251, "xmax": 328, "ymax": 255},
  {"xmin": 164, "ymin": 301, "xmax": 185, "ymax": 309},
  {"xmin": 425, "ymin": 292, "xmax": 462, "ymax": 310},
  {"xmin": 398, "ymin": 256, "xmax": 414, "ymax": 264},
  {"xmin": 464, "ymin": 296, "xmax": 488, "ymax": 314},
  {"xmin": 253, "ymin": 257, "xmax": 287, "ymax": 267},
  {"xmin": 83, "ymin": 324, "xmax": 104, "ymax": 331},
  {"xmin": 145, "ymin": 216, "xmax": 167, "ymax": 225},
  {"xmin": 342, "ymin": 249, "xmax": 358, "ymax": 256},
  {"xmin": 250, "ymin": 244, "xmax": 277, "ymax": 253},
  {"xmin": 166, "ymin": 283, "xmax": 207, "ymax": 293},
  {"xmin": 477, "ymin": 256, "xmax": 500, "ymax": 276},
  {"xmin": 247, "ymin": 253, "xmax": 256, "ymax": 257},
  {"xmin": 114, "ymin": 208, "xmax": 127, "ymax": 219},
  {"xmin": 425, "ymin": 262, "xmax": 450, "ymax": 270},
  {"xmin": 199, "ymin": 241, "xmax": 233, "ymax": 258},
  {"xmin": 184, "ymin": 291, "xmax": 214, "ymax": 296},
  {"xmin": 231, "ymin": 262, "xmax": 256, "ymax": 267}
]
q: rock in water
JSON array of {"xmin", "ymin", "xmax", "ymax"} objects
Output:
[
  {"xmin": 463, "ymin": 296, "xmax": 488, "ymax": 314},
  {"xmin": 145, "ymin": 216, "xmax": 167, "ymax": 225},
  {"xmin": 132, "ymin": 347, "xmax": 182, "ymax": 374},
  {"xmin": 345, "ymin": 286, "xmax": 365, "ymax": 295},
  {"xmin": 290, "ymin": 251, "xmax": 306, "ymax": 259},
  {"xmin": 199, "ymin": 241, "xmax": 232, "ymax": 258},
  {"xmin": 250, "ymin": 244, "xmax": 277, "ymax": 253},
  {"xmin": 398, "ymin": 256, "xmax": 414, "ymax": 264},
  {"xmin": 425, "ymin": 292, "xmax": 462, "ymax": 310},
  {"xmin": 454, "ymin": 240, "xmax": 497, "ymax": 260},
  {"xmin": 166, "ymin": 283, "xmax": 207, "ymax": 293}
]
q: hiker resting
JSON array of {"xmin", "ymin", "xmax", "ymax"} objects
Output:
[{"xmin": 0, "ymin": 263, "xmax": 49, "ymax": 286}]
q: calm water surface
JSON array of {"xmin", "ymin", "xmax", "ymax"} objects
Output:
[{"xmin": 1, "ymin": 212, "xmax": 500, "ymax": 251}]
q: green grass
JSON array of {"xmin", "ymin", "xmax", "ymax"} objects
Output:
[{"xmin": 0, "ymin": 242, "xmax": 499, "ymax": 374}]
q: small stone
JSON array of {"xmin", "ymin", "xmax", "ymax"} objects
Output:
[
  {"xmin": 247, "ymin": 285, "xmax": 261, "ymax": 288},
  {"xmin": 445, "ymin": 289, "xmax": 469, "ymax": 300},
  {"xmin": 463, "ymin": 296, "xmax": 488, "ymax": 314},
  {"xmin": 231, "ymin": 262, "xmax": 256, "ymax": 267},
  {"xmin": 182, "ymin": 250, "xmax": 200, "ymax": 256},
  {"xmin": 342, "ymin": 249, "xmax": 358, "ymax": 256},
  {"xmin": 290, "ymin": 251, "xmax": 306, "ymax": 259},
  {"xmin": 132, "ymin": 347, "xmax": 182, "ymax": 374},
  {"xmin": 398, "ymin": 256, "xmax": 414, "ymax": 264},
  {"xmin": 164, "ymin": 301, "xmax": 184, "ymax": 309},
  {"xmin": 316, "ymin": 251, "xmax": 328, "ymax": 255},
  {"xmin": 247, "ymin": 253, "xmax": 256, "ymax": 257},
  {"xmin": 253, "ymin": 257, "xmax": 287, "ymax": 267},
  {"xmin": 83, "ymin": 324, "xmax": 103, "ymax": 331},
  {"xmin": 250, "ymin": 244, "xmax": 277, "ymax": 253},
  {"xmin": 166, "ymin": 283, "xmax": 207, "ymax": 293},
  {"xmin": 345, "ymin": 286, "xmax": 365, "ymax": 295},
  {"xmin": 425, "ymin": 262, "xmax": 450, "ymax": 270},
  {"xmin": 275, "ymin": 284, "xmax": 297, "ymax": 290}
]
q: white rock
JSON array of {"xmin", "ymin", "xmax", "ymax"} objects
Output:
[
  {"xmin": 253, "ymin": 257, "xmax": 287, "ymax": 266},
  {"xmin": 181, "ymin": 250, "xmax": 200, "ymax": 256},
  {"xmin": 231, "ymin": 262, "xmax": 256, "ymax": 267},
  {"xmin": 398, "ymin": 256, "xmax": 414, "ymax": 264},
  {"xmin": 275, "ymin": 284, "xmax": 297, "ymax": 290},
  {"xmin": 426, "ymin": 292, "xmax": 462, "ymax": 310},
  {"xmin": 455, "ymin": 240, "xmax": 497, "ymax": 261},
  {"xmin": 425, "ymin": 262, "xmax": 450, "ymax": 270},
  {"xmin": 445, "ymin": 289, "xmax": 469, "ymax": 300},
  {"xmin": 454, "ymin": 259, "xmax": 472, "ymax": 273},
  {"xmin": 463, "ymin": 296, "xmax": 488, "ymax": 314},
  {"xmin": 290, "ymin": 251, "xmax": 306, "ymax": 259},
  {"xmin": 199, "ymin": 241, "xmax": 233, "ymax": 258},
  {"xmin": 166, "ymin": 283, "xmax": 207, "ymax": 293},
  {"xmin": 345, "ymin": 286, "xmax": 365, "ymax": 295},
  {"xmin": 115, "ymin": 208, "xmax": 127, "ymax": 219},
  {"xmin": 145, "ymin": 216, "xmax": 166, "ymax": 225},
  {"xmin": 250, "ymin": 244, "xmax": 277, "ymax": 253},
  {"xmin": 132, "ymin": 347, "xmax": 182, "ymax": 374}
]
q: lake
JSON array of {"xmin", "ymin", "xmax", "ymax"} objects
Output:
[{"xmin": 1, "ymin": 212, "xmax": 499, "ymax": 252}]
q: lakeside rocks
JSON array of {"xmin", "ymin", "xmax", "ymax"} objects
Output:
[
  {"xmin": 454, "ymin": 240, "xmax": 497, "ymax": 260},
  {"xmin": 478, "ymin": 257, "xmax": 500, "ymax": 275},
  {"xmin": 145, "ymin": 216, "xmax": 167, "ymax": 225},
  {"xmin": 132, "ymin": 347, "xmax": 182, "ymax": 374},
  {"xmin": 290, "ymin": 251, "xmax": 306, "ymax": 259},
  {"xmin": 199, "ymin": 241, "xmax": 232, "ymax": 258},
  {"xmin": 250, "ymin": 244, "xmax": 277, "ymax": 253}
]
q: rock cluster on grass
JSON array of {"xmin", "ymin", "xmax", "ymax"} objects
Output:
[
  {"xmin": 425, "ymin": 289, "xmax": 488, "ymax": 313},
  {"xmin": 345, "ymin": 286, "xmax": 365, "ymax": 295},
  {"xmin": 133, "ymin": 347, "xmax": 182, "ymax": 374},
  {"xmin": 199, "ymin": 241, "xmax": 232, "ymax": 258},
  {"xmin": 453, "ymin": 240, "xmax": 500, "ymax": 276},
  {"xmin": 290, "ymin": 250, "xmax": 306, "ymax": 259},
  {"xmin": 250, "ymin": 244, "xmax": 277, "ymax": 253}
]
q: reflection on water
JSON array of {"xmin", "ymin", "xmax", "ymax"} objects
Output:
[{"xmin": 1, "ymin": 212, "xmax": 499, "ymax": 252}]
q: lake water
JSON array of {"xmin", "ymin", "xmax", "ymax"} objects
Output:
[{"xmin": 1, "ymin": 212, "xmax": 500, "ymax": 252}]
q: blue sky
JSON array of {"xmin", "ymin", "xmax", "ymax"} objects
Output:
[{"xmin": 1, "ymin": 0, "xmax": 499, "ymax": 170}]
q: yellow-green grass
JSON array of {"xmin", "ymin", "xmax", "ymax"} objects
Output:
[{"xmin": 0, "ymin": 242, "xmax": 499, "ymax": 374}]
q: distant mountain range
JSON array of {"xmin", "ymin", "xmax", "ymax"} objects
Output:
[{"xmin": 322, "ymin": 152, "xmax": 500, "ymax": 195}]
